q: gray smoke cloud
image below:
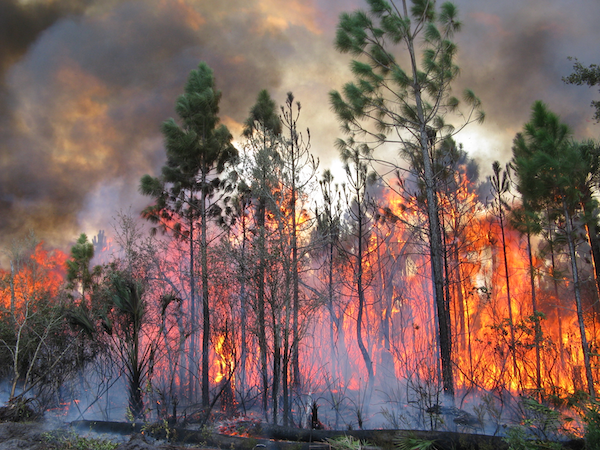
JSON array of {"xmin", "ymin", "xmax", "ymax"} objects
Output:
[
  {"xmin": 0, "ymin": 0, "xmax": 598, "ymax": 256},
  {"xmin": 454, "ymin": 0, "xmax": 600, "ymax": 167}
]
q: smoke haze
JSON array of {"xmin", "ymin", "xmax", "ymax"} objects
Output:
[{"xmin": 0, "ymin": 0, "xmax": 598, "ymax": 255}]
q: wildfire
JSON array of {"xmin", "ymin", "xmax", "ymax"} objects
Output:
[
  {"xmin": 0, "ymin": 242, "xmax": 67, "ymax": 310},
  {"xmin": 2, "ymin": 165, "xmax": 598, "ymax": 431}
]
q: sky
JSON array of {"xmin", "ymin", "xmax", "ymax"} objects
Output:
[{"xmin": 0, "ymin": 0, "xmax": 599, "ymax": 256}]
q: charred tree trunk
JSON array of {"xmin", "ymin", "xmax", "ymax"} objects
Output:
[
  {"xmin": 342, "ymin": 145, "xmax": 375, "ymax": 405},
  {"xmin": 282, "ymin": 328, "xmax": 290, "ymax": 426},
  {"xmin": 291, "ymin": 153, "xmax": 301, "ymax": 394},
  {"xmin": 128, "ymin": 322, "xmax": 144, "ymax": 420},
  {"xmin": 282, "ymin": 258, "xmax": 293, "ymax": 426},
  {"xmin": 408, "ymin": 27, "xmax": 454, "ymax": 396}
]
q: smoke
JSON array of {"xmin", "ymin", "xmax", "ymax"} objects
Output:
[
  {"xmin": 454, "ymin": 0, "xmax": 600, "ymax": 173},
  {"xmin": 0, "ymin": 0, "xmax": 296, "ymax": 252},
  {"xmin": 0, "ymin": 0, "xmax": 598, "ymax": 257},
  {"xmin": 0, "ymin": 0, "xmax": 90, "ymax": 91}
]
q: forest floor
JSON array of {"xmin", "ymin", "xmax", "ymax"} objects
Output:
[
  {"xmin": 0, "ymin": 418, "xmax": 583, "ymax": 450},
  {"xmin": 0, "ymin": 421, "xmax": 220, "ymax": 450}
]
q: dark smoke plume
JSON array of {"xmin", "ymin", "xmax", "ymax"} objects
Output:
[
  {"xmin": 0, "ymin": 0, "xmax": 290, "ymax": 252},
  {"xmin": 0, "ymin": 0, "xmax": 598, "ymax": 258}
]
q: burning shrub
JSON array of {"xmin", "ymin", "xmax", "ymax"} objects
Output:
[{"xmin": 0, "ymin": 235, "xmax": 96, "ymax": 413}]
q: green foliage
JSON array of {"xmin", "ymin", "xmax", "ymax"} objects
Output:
[
  {"xmin": 42, "ymin": 430, "xmax": 118, "ymax": 450},
  {"xmin": 102, "ymin": 270, "xmax": 151, "ymax": 421},
  {"xmin": 108, "ymin": 273, "xmax": 145, "ymax": 329},
  {"xmin": 575, "ymin": 400, "xmax": 600, "ymax": 450},
  {"xmin": 563, "ymin": 57, "xmax": 600, "ymax": 122},
  {"xmin": 125, "ymin": 406, "xmax": 135, "ymax": 423},
  {"xmin": 512, "ymin": 101, "xmax": 580, "ymax": 212},
  {"xmin": 0, "ymin": 235, "xmax": 95, "ymax": 403},
  {"xmin": 243, "ymin": 89, "xmax": 281, "ymax": 137},
  {"xmin": 331, "ymin": 0, "xmax": 484, "ymax": 144},
  {"xmin": 501, "ymin": 397, "xmax": 569, "ymax": 450},
  {"xmin": 141, "ymin": 419, "xmax": 176, "ymax": 441},
  {"xmin": 473, "ymin": 394, "xmax": 503, "ymax": 435},
  {"xmin": 327, "ymin": 435, "xmax": 372, "ymax": 450},
  {"xmin": 503, "ymin": 426, "xmax": 539, "ymax": 450},
  {"xmin": 394, "ymin": 433, "xmax": 438, "ymax": 450},
  {"xmin": 519, "ymin": 397, "xmax": 562, "ymax": 441},
  {"xmin": 139, "ymin": 61, "xmax": 238, "ymax": 237},
  {"xmin": 66, "ymin": 233, "xmax": 102, "ymax": 303}
]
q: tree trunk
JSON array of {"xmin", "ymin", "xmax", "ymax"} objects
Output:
[
  {"xmin": 564, "ymin": 198, "xmax": 596, "ymax": 398},
  {"xmin": 272, "ymin": 317, "xmax": 280, "ymax": 424},
  {"xmin": 420, "ymin": 129, "xmax": 453, "ymax": 399},
  {"xmin": 498, "ymin": 208, "xmax": 519, "ymax": 384},
  {"xmin": 290, "ymin": 137, "xmax": 301, "ymax": 392},
  {"xmin": 239, "ymin": 212, "xmax": 249, "ymax": 396},
  {"xmin": 547, "ymin": 216, "xmax": 566, "ymax": 385},
  {"xmin": 525, "ymin": 230, "xmax": 542, "ymax": 393},
  {"xmin": 356, "ymin": 198, "xmax": 374, "ymax": 399},
  {"xmin": 188, "ymin": 212, "xmax": 197, "ymax": 402},
  {"xmin": 582, "ymin": 198, "xmax": 600, "ymax": 317},
  {"xmin": 201, "ymin": 175, "xmax": 210, "ymax": 408},
  {"xmin": 282, "ymin": 328, "xmax": 290, "ymax": 426},
  {"xmin": 257, "ymin": 197, "xmax": 269, "ymax": 418},
  {"xmin": 129, "ymin": 318, "xmax": 144, "ymax": 419},
  {"xmin": 402, "ymin": 0, "xmax": 454, "ymax": 396}
]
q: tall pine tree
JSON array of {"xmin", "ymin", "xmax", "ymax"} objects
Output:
[
  {"xmin": 512, "ymin": 100, "xmax": 595, "ymax": 398},
  {"xmin": 329, "ymin": 0, "xmax": 484, "ymax": 399},
  {"xmin": 140, "ymin": 62, "xmax": 237, "ymax": 407}
]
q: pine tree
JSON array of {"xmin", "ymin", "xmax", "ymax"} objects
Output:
[
  {"xmin": 563, "ymin": 58, "xmax": 600, "ymax": 122},
  {"xmin": 489, "ymin": 162, "xmax": 519, "ymax": 384},
  {"xmin": 139, "ymin": 62, "xmax": 237, "ymax": 406},
  {"xmin": 338, "ymin": 136, "xmax": 377, "ymax": 403},
  {"xmin": 512, "ymin": 100, "xmax": 595, "ymax": 398},
  {"xmin": 278, "ymin": 92, "xmax": 318, "ymax": 424},
  {"xmin": 242, "ymin": 89, "xmax": 282, "ymax": 420},
  {"xmin": 315, "ymin": 170, "xmax": 344, "ymax": 381},
  {"xmin": 66, "ymin": 233, "xmax": 102, "ymax": 307},
  {"xmin": 329, "ymin": 0, "xmax": 483, "ymax": 399}
]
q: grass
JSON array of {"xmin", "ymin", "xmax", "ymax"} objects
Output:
[{"xmin": 42, "ymin": 429, "xmax": 119, "ymax": 450}]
